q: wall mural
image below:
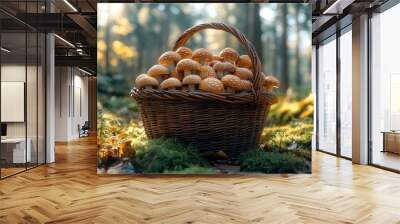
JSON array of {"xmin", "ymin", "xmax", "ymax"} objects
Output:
[{"xmin": 97, "ymin": 3, "xmax": 313, "ymax": 175}]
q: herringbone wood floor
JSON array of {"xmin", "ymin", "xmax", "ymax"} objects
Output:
[{"xmin": 1, "ymin": 136, "xmax": 400, "ymax": 224}]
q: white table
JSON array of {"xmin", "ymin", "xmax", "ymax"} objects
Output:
[{"xmin": 1, "ymin": 138, "xmax": 31, "ymax": 163}]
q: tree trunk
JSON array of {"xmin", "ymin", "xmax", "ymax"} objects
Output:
[
  {"xmin": 295, "ymin": 4, "xmax": 302, "ymax": 89},
  {"xmin": 160, "ymin": 4, "xmax": 171, "ymax": 52},
  {"xmin": 252, "ymin": 4, "xmax": 263, "ymax": 63},
  {"xmin": 105, "ymin": 4, "xmax": 111, "ymax": 76},
  {"xmin": 272, "ymin": 24, "xmax": 279, "ymax": 76},
  {"xmin": 280, "ymin": 4, "xmax": 289, "ymax": 92}
]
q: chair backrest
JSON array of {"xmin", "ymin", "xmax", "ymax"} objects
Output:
[{"xmin": 82, "ymin": 121, "xmax": 90, "ymax": 129}]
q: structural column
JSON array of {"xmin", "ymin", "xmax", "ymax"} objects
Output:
[
  {"xmin": 45, "ymin": 0, "xmax": 55, "ymax": 163},
  {"xmin": 352, "ymin": 14, "xmax": 369, "ymax": 164}
]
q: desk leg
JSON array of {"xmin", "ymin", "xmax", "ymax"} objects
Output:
[{"xmin": 382, "ymin": 133, "xmax": 386, "ymax": 153}]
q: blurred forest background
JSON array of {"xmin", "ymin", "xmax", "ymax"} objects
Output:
[{"xmin": 97, "ymin": 3, "xmax": 312, "ymax": 121}]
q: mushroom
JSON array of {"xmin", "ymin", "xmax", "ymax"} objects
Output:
[
  {"xmin": 234, "ymin": 67, "xmax": 253, "ymax": 80},
  {"xmin": 237, "ymin": 55, "xmax": 252, "ymax": 69},
  {"xmin": 219, "ymin": 48, "xmax": 239, "ymax": 65},
  {"xmin": 176, "ymin": 47, "xmax": 192, "ymax": 59},
  {"xmin": 263, "ymin": 73, "xmax": 280, "ymax": 92},
  {"xmin": 199, "ymin": 77, "xmax": 225, "ymax": 94},
  {"xmin": 239, "ymin": 80, "xmax": 253, "ymax": 93},
  {"xmin": 221, "ymin": 75, "xmax": 253, "ymax": 93},
  {"xmin": 176, "ymin": 59, "xmax": 200, "ymax": 80},
  {"xmin": 182, "ymin": 75, "xmax": 201, "ymax": 91},
  {"xmin": 199, "ymin": 65, "xmax": 217, "ymax": 79},
  {"xmin": 135, "ymin": 74, "xmax": 159, "ymax": 90},
  {"xmin": 221, "ymin": 75, "xmax": 241, "ymax": 93},
  {"xmin": 209, "ymin": 55, "xmax": 224, "ymax": 67},
  {"xmin": 147, "ymin": 64, "xmax": 169, "ymax": 83},
  {"xmin": 135, "ymin": 74, "xmax": 147, "ymax": 83},
  {"xmin": 160, "ymin": 77, "xmax": 182, "ymax": 90},
  {"xmin": 158, "ymin": 51, "xmax": 181, "ymax": 77},
  {"xmin": 192, "ymin": 48, "xmax": 213, "ymax": 65},
  {"xmin": 213, "ymin": 61, "xmax": 235, "ymax": 79},
  {"xmin": 213, "ymin": 55, "xmax": 224, "ymax": 61}
]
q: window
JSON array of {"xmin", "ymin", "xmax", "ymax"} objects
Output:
[
  {"xmin": 371, "ymin": 3, "xmax": 400, "ymax": 171},
  {"xmin": 339, "ymin": 28, "xmax": 352, "ymax": 158},
  {"xmin": 317, "ymin": 36, "xmax": 337, "ymax": 154}
]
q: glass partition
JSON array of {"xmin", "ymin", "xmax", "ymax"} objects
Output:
[
  {"xmin": 0, "ymin": 1, "xmax": 46, "ymax": 179},
  {"xmin": 339, "ymin": 28, "xmax": 352, "ymax": 158},
  {"xmin": 317, "ymin": 36, "xmax": 337, "ymax": 154},
  {"xmin": 0, "ymin": 30, "xmax": 28, "ymax": 177},
  {"xmin": 371, "ymin": 4, "xmax": 400, "ymax": 171}
]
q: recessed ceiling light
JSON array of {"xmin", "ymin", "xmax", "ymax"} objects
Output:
[
  {"xmin": 54, "ymin": 34, "xmax": 75, "ymax": 48},
  {"xmin": 63, "ymin": 0, "xmax": 78, "ymax": 12},
  {"xmin": 323, "ymin": 0, "xmax": 354, "ymax": 15},
  {"xmin": 1, "ymin": 47, "xmax": 11, "ymax": 53},
  {"xmin": 78, "ymin": 67, "xmax": 93, "ymax": 76}
]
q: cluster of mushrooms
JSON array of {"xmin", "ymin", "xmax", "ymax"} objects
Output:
[{"xmin": 135, "ymin": 47, "xmax": 280, "ymax": 94}]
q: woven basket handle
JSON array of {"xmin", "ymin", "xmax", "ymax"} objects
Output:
[{"xmin": 173, "ymin": 22, "xmax": 264, "ymax": 102}]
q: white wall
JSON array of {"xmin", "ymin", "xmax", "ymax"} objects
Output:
[{"xmin": 55, "ymin": 67, "xmax": 89, "ymax": 141}]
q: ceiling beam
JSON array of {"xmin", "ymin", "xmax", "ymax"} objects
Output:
[
  {"xmin": 55, "ymin": 55, "xmax": 96, "ymax": 73},
  {"xmin": 67, "ymin": 13, "xmax": 96, "ymax": 39}
]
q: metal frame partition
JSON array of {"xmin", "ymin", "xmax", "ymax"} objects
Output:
[
  {"xmin": 0, "ymin": 0, "xmax": 48, "ymax": 180},
  {"xmin": 314, "ymin": 16, "xmax": 353, "ymax": 161}
]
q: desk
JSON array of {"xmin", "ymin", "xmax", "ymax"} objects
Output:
[
  {"xmin": 1, "ymin": 138, "xmax": 31, "ymax": 163},
  {"xmin": 382, "ymin": 131, "xmax": 400, "ymax": 154}
]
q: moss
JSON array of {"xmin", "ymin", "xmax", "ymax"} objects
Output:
[
  {"xmin": 239, "ymin": 149, "xmax": 310, "ymax": 173},
  {"xmin": 132, "ymin": 138, "xmax": 211, "ymax": 173},
  {"xmin": 261, "ymin": 120, "xmax": 313, "ymax": 151},
  {"xmin": 165, "ymin": 165, "xmax": 217, "ymax": 174}
]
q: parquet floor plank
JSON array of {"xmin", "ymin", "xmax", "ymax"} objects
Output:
[{"xmin": 0, "ymin": 136, "xmax": 400, "ymax": 223}]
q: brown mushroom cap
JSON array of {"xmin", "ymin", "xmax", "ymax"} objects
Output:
[
  {"xmin": 199, "ymin": 77, "xmax": 224, "ymax": 94},
  {"xmin": 209, "ymin": 55, "xmax": 224, "ymax": 67},
  {"xmin": 199, "ymin": 65, "xmax": 217, "ymax": 79},
  {"xmin": 213, "ymin": 62, "xmax": 235, "ymax": 76},
  {"xmin": 182, "ymin": 75, "xmax": 201, "ymax": 85},
  {"xmin": 148, "ymin": 64, "xmax": 169, "ymax": 79},
  {"xmin": 135, "ymin": 74, "xmax": 147, "ymax": 83},
  {"xmin": 213, "ymin": 61, "xmax": 225, "ymax": 74},
  {"xmin": 176, "ymin": 47, "xmax": 193, "ymax": 59},
  {"xmin": 224, "ymin": 62, "xmax": 236, "ymax": 74},
  {"xmin": 219, "ymin": 48, "xmax": 239, "ymax": 64},
  {"xmin": 240, "ymin": 80, "xmax": 253, "ymax": 91},
  {"xmin": 158, "ymin": 51, "xmax": 181, "ymax": 66},
  {"xmin": 213, "ymin": 55, "xmax": 223, "ymax": 61},
  {"xmin": 135, "ymin": 75, "xmax": 159, "ymax": 89},
  {"xmin": 221, "ymin": 75, "xmax": 242, "ymax": 91},
  {"xmin": 234, "ymin": 67, "xmax": 253, "ymax": 80},
  {"xmin": 237, "ymin": 55, "xmax": 252, "ymax": 69},
  {"xmin": 222, "ymin": 75, "xmax": 253, "ymax": 92},
  {"xmin": 192, "ymin": 48, "xmax": 213, "ymax": 65},
  {"xmin": 160, "ymin": 77, "xmax": 182, "ymax": 90},
  {"xmin": 209, "ymin": 60, "xmax": 219, "ymax": 67},
  {"xmin": 176, "ymin": 59, "xmax": 200, "ymax": 77},
  {"xmin": 263, "ymin": 74, "xmax": 280, "ymax": 91}
]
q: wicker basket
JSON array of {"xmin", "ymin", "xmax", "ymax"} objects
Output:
[{"xmin": 131, "ymin": 23, "xmax": 277, "ymax": 158}]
